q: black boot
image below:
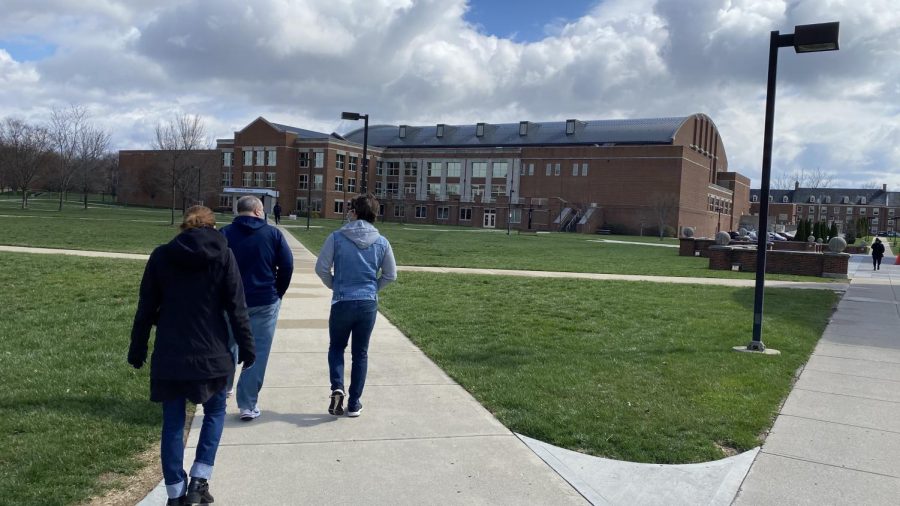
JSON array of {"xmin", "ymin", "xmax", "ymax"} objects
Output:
[
  {"xmin": 186, "ymin": 477, "xmax": 214, "ymax": 505},
  {"xmin": 166, "ymin": 496, "xmax": 186, "ymax": 506}
]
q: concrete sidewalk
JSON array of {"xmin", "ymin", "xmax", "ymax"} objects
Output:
[
  {"xmin": 171, "ymin": 230, "xmax": 587, "ymax": 505},
  {"xmin": 734, "ymin": 249, "xmax": 900, "ymax": 505}
]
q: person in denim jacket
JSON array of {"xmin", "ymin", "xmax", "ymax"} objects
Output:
[{"xmin": 315, "ymin": 193, "xmax": 397, "ymax": 417}]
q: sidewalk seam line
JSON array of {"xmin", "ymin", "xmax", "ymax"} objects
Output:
[
  {"xmin": 793, "ymin": 386, "xmax": 900, "ymax": 405},
  {"xmin": 759, "ymin": 451, "xmax": 900, "ymax": 480},
  {"xmin": 777, "ymin": 413, "xmax": 900, "ymax": 436}
]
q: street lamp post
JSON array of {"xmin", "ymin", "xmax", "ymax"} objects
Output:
[
  {"xmin": 746, "ymin": 21, "xmax": 840, "ymax": 353},
  {"xmin": 507, "ymin": 189, "xmax": 515, "ymax": 235},
  {"xmin": 306, "ymin": 152, "xmax": 312, "ymax": 231},
  {"xmin": 341, "ymin": 112, "xmax": 369, "ymax": 194}
]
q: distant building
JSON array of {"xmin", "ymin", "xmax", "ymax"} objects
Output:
[
  {"xmin": 118, "ymin": 114, "xmax": 749, "ymax": 236},
  {"xmin": 749, "ymin": 183, "xmax": 899, "ymax": 235}
]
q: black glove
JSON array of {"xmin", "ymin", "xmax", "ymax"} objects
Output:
[
  {"xmin": 238, "ymin": 348, "xmax": 255, "ymax": 370},
  {"xmin": 127, "ymin": 344, "xmax": 147, "ymax": 369}
]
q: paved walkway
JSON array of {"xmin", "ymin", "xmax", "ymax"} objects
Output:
[{"xmin": 734, "ymin": 244, "xmax": 900, "ymax": 505}]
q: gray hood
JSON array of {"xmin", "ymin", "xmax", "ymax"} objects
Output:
[{"xmin": 339, "ymin": 219, "xmax": 381, "ymax": 249}]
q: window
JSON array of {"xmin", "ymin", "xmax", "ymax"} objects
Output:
[
  {"xmin": 860, "ymin": 208, "xmax": 867, "ymax": 215},
  {"xmin": 446, "ymin": 183, "xmax": 460, "ymax": 195},
  {"xmin": 825, "ymin": 196, "xmax": 831, "ymax": 204},
  {"xmin": 399, "ymin": 125, "xmax": 406, "ymax": 138},
  {"xmin": 405, "ymin": 182, "xmax": 416, "ymax": 194},
  {"xmin": 242, "ymin": 172, "xmax": 252, "ymax": 187},
  {"xmin": 566, "ymin": 119, "xmax": 576, "ymax": 135},
  {"xmin": 809, "ymin": 206, "xmax": 814, "ymax": 213},
  {"xmin": 254, "ymin": 172, "xmax": 264, "ymax": 187},
  {"xmin": 475, "ymin": 123, "xmax": 485, "ymax": 137},
  {"xmin": 783, "ymin": 196, "xmax": 789, "ymax": 203},
  {"xmin": 376, "ymin": 160, "xmax": 384, "ymax": 176},
  {"xmin": 834, "ymin": 207, "xmax": 839, "ymax": 213},
  {"xmin": 375, "ymin": 181, "xmax": 383, "ymax": 196},
  {"xmin": 490, "ymin": 184, "xmax": 506, "ymax": 197},
  {"xmin": 310, "ymin": 199, "xmax": 322, "ymax": 212},
  {"xmin": 554, "ymin": 164, "xmax": 561, "ymax": 176},
  {"xmin": 387, "ymin": 182, "xmax": 399, "ymax": 195},
  {"xmin": 890, "ymin": 209, "xmax": 896, "ymax": 216},
  {"xmin": 510, "ymin": 208, "xmax": 521, "ymax": 223},
  {"xmin": 572, "ymin": 163, "xmax": 579, "ymax": 176},
  {"xmin": 861, "ymin": 196, "xmax": 867, "ymax": 204},
  {"xmin": 428, "ymin": 183, "xmax": 441, "ymax": 195},
  {"xmin": 267, "ymin": 149, "xmax": 276, "ymax": 166},
  {"xmin": 519, "ymin": 121, "xmax": 528, "ymax": 136},
  {"xmin": 428, "ymin": 162, "xmax": 442, "ymax": 177},
  {"xmin": 873, "ymin": 208, "xmax": 879, "ymax": 215},
  {"xmin": 492, "ymin": 162, "xmax": 508, "ymax": 178},
  {"xmin": 752, "ymin": 195, "xmax": 758, "ymax": 202},
  {"xmin": 460, "ymin": 208, "xmax": 472, "ymax": 221},
  {"xmin": 298, "ymin": 174, "xmax": 308, "ymax": 190},
  {"xmin": 255, "ymin": 149, "xmax": 265, "ymax": 166},
  {"xmin": 447, "ymin": 162, "xmax": 461, "ymax": 178},
  {"xmin": 336, "ymin": 154, "xmax": 345, "ymax": 170},
  {"xmin": 243, "ymin": 150, "xmax": 253, "ymax": 166},
  {"xmin": 349, "ymin": 156, "xmax": 357, "ymax": 172},
  {"xmin": 314, "ymin": 152, "xmax": 324, "ymax": 168},
  {"xmin": 223, "ymin": 152, "xmax": 233, "ymax": 167},
  {"xmin": 872, "ymin": 217, "xmax": 879, "ymax": 225},
  {"xmin": 847, "ymin": 207, "xmax": 854, "ymax": 215},
  {"xmin": 471, "ymin": 184, "xmax": 484, "ymax": 196},
  {"xmin": 379, "ymin": 204, "xmax": 384, "ymax": 216},
  {"xmin": 333, "ymin": 200, "xmax": 344, "ymax": 214},
  {"xmin": 299, "ymin": 152, "xmax": 310, "ymax": 168},
  {"xmin": 404, "ymin": 161, "xmax": 418, "ymax": 177},
  {"xmin": 334, "ymin": 177, "xmax": 344, "ymax": 191},
  {"xmin": 221, "ymin": 170, "xmax": 232, "ymax": 186},
  {"xmin": 387, "ymin": 161, "xmax": 400, "ymax": 176},
  {"xmin": 809, "ymin": 196, "xmax": 816, "ymax": 203},
  {"xmin": 581, "ymin": 163, "xmax": 588, "ymax": 176},
  {"xmin": 394, "ymin": 204, "xmax": 405, "ymax": 217},
  {"xmin": 436, "ymin": 124, "xmax": 444, "ymax": 137},
  {"xmin": 266, "ymin": 172, "xmax": 276, "ymax": 188},
  {"xmin": 348, "ymin": 178, "xmax": 356, "ymax": 193},
  {"xmin": 472, "ymin": 162, "xmax": 487, "ymax": 178},
  {"xmin": 820, "ymin": 207, "xmax": 827, "ymax": 214},
  {"xmin": 219, "ymin": 195, "xmax": 233, "ymax": 208},
  {"xmin": 437, "ymin": 207, "xmax": 449, "ymax": 220},
  {"xmin": 529, "ymin": 164, "xmax": 535, "ymax": 176},
  {"xmin": 314, "ymin": 174, "xmax": 323, "ymax": 190}
]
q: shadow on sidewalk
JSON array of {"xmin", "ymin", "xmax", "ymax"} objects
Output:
[{"xmin": 225, "ymin": 411, "xmax": 338, "ymax": 429}]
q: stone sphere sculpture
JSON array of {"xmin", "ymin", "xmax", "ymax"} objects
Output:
[
  {"xmin": 738, "ymin": 228, "xmax": 748, "ymax": 237},
  {"xmin": 828, "ymin": 237, "xmax": 847, "ymax": 253},
  {"xmin": 807, "ymin": 235, "xmax": 816, "ymax": 243},
  {"xmin": 816, "ymin": 238, "xmax": 823, "ymax": 244},
  {"xmin": 682, "ymin": 227, "xmax": 695, "ymax": 238},
  {"xmin": 715, "ymin": 231, "xmax": 731, "ymax": 245}
]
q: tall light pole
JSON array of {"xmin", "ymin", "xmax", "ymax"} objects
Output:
[
  {"xmin": 507, "ymin": 189, "xmax": 515, "ymax": 235},
  {"xmin": 341, "ymin": 112, "xmax": 369, "ymax": 193},
  {"xmin": 306, "ymin": 151, "xmax": 312, "ymax": 230},
  {"xmin": 746, "ymin": 21, "xmax": 840, "ymax": 353}
]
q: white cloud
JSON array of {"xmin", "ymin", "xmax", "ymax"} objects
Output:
[{"xmin": 0, "ymin": 0, "xmax": 898, "ymax": 188}]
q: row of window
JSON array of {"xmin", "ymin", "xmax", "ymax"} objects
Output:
[
  {"xmin": 371, "ymin": 181, "xmax": 507, "ymax": 197},
  {"xmin": 222, "ymin": 171, "xmax": 276, "ymax": 188},
  {"xmin": 374, "ymin": 161, "xmax": 508, "ymax": 179},
  {"xmin": 797, "ymin": 207, "xmax": 895, "ymax": 216},
  {"xmin": 222, "ymin": 149, "xmax": 279, "ymax": 168},
  {"xmin": 516, "ymin": 163, "xmax": 590, "ymax": 177},
  {"xmin": 755, "ymin": 194, "xmax": 874, "ymax": 205}
]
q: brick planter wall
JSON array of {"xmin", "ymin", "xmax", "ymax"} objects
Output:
[
  {"xmin": 772, "ymin": 241, "xmax": 822, "ymax": 253},
  {"xmin": 679, "ymin": 238, "xmax": 720, "ymax": 257},
  {"xmin": 708, "ymin": 246, "xmax": 849, "ymax": 278}
]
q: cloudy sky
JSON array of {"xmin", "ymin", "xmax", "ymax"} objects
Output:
[{"xmin": 1, "ymin": 0, "xmax": 898, "ymax": 189}]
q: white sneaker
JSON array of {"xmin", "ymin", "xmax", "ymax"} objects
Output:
[
  {"xmin": 226, "ymin": 388, "xmax": 234, "ymax": 398},
  {"xmin": 239, "ymin": 407, "xmax": 260, "ymax": 421}
]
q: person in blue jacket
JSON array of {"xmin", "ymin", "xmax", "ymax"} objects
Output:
[
  {"xmin": 222, "ymin": 195, "xmax": 294, "ymax": 421},
  {"xmin": 315, "ymin": 193, "xmax": 397, "ymax": 417}
]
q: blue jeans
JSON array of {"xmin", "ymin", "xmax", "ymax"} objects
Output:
[
  {"xmin": 236, "ymin": 300, "xmax": 281, "ymax": 411},
  {"xmin": 328, "ymin": 300, "xmax": 378, "ymax": 409},
  {"xmin": 161, "ymin": 388, "xmax": 226, "ymax": 499}
]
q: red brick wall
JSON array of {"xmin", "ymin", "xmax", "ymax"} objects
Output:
[{"xmin": 708, "ymin": 246, "xmax": 849, "ymax": 277}]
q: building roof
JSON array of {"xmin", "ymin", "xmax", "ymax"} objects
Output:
[
  {"xmin": 269, "ymin": 121, "xmax": 331, "ymax": 139},
  {"xmin": 343, "ymin": 117, "xmax": 691, "ymax": 148},
  {"xmin": 750, "ymin": 188, "xmax": 898, "ymax": 206}
]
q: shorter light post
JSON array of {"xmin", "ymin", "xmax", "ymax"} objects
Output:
[{"xmin": 507, "ymin": 189, "xmax": 515, "ymax": 235}]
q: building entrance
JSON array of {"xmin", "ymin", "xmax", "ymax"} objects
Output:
[{"xmin": 483, "ymin": 209, "xmax": 496, "ymax": 228}]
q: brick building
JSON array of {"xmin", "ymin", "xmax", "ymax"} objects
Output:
[
  {"xmin": 118, "ymin": 114, "xmax": 750, "ymax": 236},
  {"xmin": 749, "ymin": 184, "xmax": 899, "ymax": 235}
]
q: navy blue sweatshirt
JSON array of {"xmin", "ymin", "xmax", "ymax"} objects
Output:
[{"xmin": 221, "ymin": 216, "xmax": 294, "ymax": 307}]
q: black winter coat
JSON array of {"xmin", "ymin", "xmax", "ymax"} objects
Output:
[
  {"xmin": 130, "ymin": 227, "xmax": 255, "ymax": 385},
  {"xmin": 872, "ymin": 241, "xmax": 885, "ymax": 259}
]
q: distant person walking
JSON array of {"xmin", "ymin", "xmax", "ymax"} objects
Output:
[
  {"xmin": 129, "ymin": 206, "xmax": 255, "ymax": 506},
  {"xmin": 872, "ymin": 237, "xmax": 885, "ymax": 270},
  {"xmin": 273, "ymin": 202, "xmax": 282, "ymax": 225},
  {"xmin": 222, "ymin": 195, "xmax": 294, "ymax": 421},
  {"xmin": 315, "ymin": 194, "xmax": 396, "ymax": 417}
]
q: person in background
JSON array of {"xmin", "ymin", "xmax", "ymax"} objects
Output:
[
  {"xmin": 273, "ymin": 201, "xmax": 282, "ymax": 225},
  {"xmin": 129, "ymin": 206, "xmax": 255, "ymax": 506},
  {"xmin": 872, "ymin": 236, "xmax": 885, "ymax": 270},
  {"xmin": 315, "ymin": 193, "xmax": 396, "ymax": 417},
  {"xmin": 222, "ymin": 195, "xmax": 293, "ymax": 421}
]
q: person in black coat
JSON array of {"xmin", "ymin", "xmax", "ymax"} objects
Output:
[
  {"xmin": 129, "ymin": 206, "xmax": 255, "ymax": 506},
  {"xmin": 872, "ymin": 237, "xmax": 885, "ymax": 270}
]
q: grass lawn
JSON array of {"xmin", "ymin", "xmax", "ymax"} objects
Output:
[
  {"xmin": 289, "ymin": 219, "xmax": 833, "ymax": 282},
  {"xmin": 0, "ymin": 252, "xmax": 160, "ymax": 505},
  {"xmin": 379, "ymin": 272, "xmax": 838, "ymax": 464}
]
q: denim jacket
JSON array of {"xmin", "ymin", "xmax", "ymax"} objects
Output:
[{"xmin": 315, "ymin": 220, "xmax": 397, "ymax": 302}]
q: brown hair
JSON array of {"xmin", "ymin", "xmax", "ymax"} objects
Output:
[
  {"xmin": 180, "ymin": 206, "xmax": 216, "ymax": 230},
  {"xmin": 349, "ymin": 193, "xmax": 378, "ymax": 223}
]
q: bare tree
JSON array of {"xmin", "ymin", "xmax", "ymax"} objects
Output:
[
  {"xmin": 858, "ymin": 181, "xmax": 882, "ymax": 190},
  {"xmin": 99, "ymin": 152, "xmax": 119, "ymax": 202},
  {"xmin": 644, "ymin": 193, "xmax": 678, "ymax": 240},
  {"xmin": 75, "ymin": 125, "xmax": 111, "ymax": 209},
  {"xmin": 154, "ymin": 114, "xmax": 208, "ymax": 225},
  {"xmin": 771, "ymin": 167, "xmax": 835, "ymax": 190},
  {"xmin": 0, "ymin": 117, "xmax": 52, "ymax": 209}
]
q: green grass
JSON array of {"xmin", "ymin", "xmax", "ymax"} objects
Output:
[
  {"xmin": 0, "ymin": 252, "xmax": 159, "ymax": 506},
  {"xmin": 290, "ymin": 219, "xmax": 833, "ymax": 282},
  {"xmin": 379, "ymin": 272, "xmax": 838, "ymax": 463}
]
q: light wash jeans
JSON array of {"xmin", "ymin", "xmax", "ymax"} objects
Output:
[
  {"xmin": 161, "ymin": 388, "xmax": 226, "ymax": 499},
  {"xmin": 235, "ymin": 299, "xmax": 281, "ymax": 411},
  {"xmin": 328, "ymin": 299, "xmax": 378, "ymax": 410}
]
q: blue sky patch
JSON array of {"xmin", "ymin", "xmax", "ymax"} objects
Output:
[
  {"xmin": 464, "ymin": 0, "xmax": 599, "ymax": 42},
  {"xmin": 0, "ymin": 35, "xmax": 57, "ymax": 62}
]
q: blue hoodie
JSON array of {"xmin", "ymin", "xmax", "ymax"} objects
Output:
[
  {"xmin": 315, "ymin": 219, "xmax": 396, "ymax": 303},
  {"xmin": 221, "ymin": 216, "xmax": 294, "ymax": 307}
]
